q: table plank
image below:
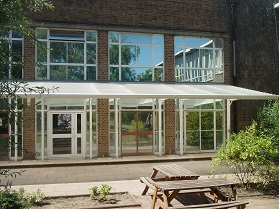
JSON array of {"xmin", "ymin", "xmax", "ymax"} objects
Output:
[
  {"xmin": 154, "ymin": 178, "xmax": 237, "ymax": 191},
  {"xmin": 153, "ymin": 164, "xmax": 200, "ymax": 179}
]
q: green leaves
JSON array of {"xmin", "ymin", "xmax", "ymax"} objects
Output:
[{"xmin": 211, "ymin": 122, "xmax": 277, "ymax": 187}]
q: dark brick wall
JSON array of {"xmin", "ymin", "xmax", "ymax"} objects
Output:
[
  {"xmin": 28, "ymin": 0, "xmax": 230, "ymax": 33},
  {"xmin": 234, "ymin": 0, "xmax": 279, "ymax": 131}
]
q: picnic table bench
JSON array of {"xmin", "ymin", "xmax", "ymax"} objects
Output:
[
  {"xmin": 140, "ymin": 176, "xmax": 249, "ymax": 209},
  {"xmin": 142, "ymin": 164, "xmax": 200, "ymax": 195}
]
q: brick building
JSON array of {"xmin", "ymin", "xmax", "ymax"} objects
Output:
[{"xmin": 2, "ymin": 0, "xmax": 278, "ymax": 161}]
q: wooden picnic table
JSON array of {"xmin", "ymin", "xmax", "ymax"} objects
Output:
[
  {"xmin": 141, "ymin": 177, "xmax": 247, "ymax": 209},
  {"xmin": 142, "ymin": 164, "xmax": 200, "ymax": 195}
]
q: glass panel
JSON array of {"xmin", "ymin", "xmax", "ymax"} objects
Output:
[
  {"xmin": 122, "ymin": 112, "xmax": 136, "ymax": 132},
  {"xmin": 121, "ymin": 34, "xmax": 152, "ymax": 44},
  {"xmin": 50, "ymin": 65, "xmax": 67, "ymax": 80},
  {"xmin": 77, "ymin": 137, "xmax": 81, "ymax": 154},
  {"xmin": 154, "ymin": 35, "xmax": 163, "ymax": 45},
  {"xmin": 11, "ymin": 40, "xmax": 22, "ymax": 62},
  {"xmin": 186, "ymin": 112, "xmax": 199, "ymax": 130},
  {"xmin": 0, "ymin": 113, "xmax": 9, "ymax": 134},
  {"xmin": 109, "ymin": 45, "xmax": 119, "ymax": 65},
  {"xmin": 138, "ymin": 112, "xmax": 152, "ymax": 132},
  {"xmin": 201, "ymin": 112, "xmax": 214, "ymax": 130},
  {"xmin": 86, "ymin": 66, "xmax": 96, "ymax": 80},
  {"xmin": 53, "ymin": 114, "xmax": 72, "ymax": 134},
  {"xmin": 138, "ymin": 135, "xmax": 152, "ymax": 153},
  {"xmin": 53, "ymin": 138, "xmax": 71, "ymax": 154},
  {"xmin": 137, "ymin": 46, "xmax": 152, "ymax": 66},
  {"xmin": 11, "ymin": 64, "xmax": 22, "ymax": 79},
  {"xmin": 216, "ymin": 131, "xmax": 223, "ymax": 149},
  {"xmin": 12, "ymin": 32, "xmax": 22, "ymax": 38},
  {"xmin": 50, "ymin": 30, "xmax": 84, "ymax": 41},
  {"xmin": 186, "ymin": 37, "xmax": 211, "ymax": 48},
  {"xmin": 154, "ymin": 46, "xmax": 163, "ymax": 66},
  {"xmin": 37, "ymin": 29, "xmax": 47, "ymax": 39},
  {"xmin": 68, "ymin": 42, "xmax": 84, "ymax": 63},
  {"xmin": 86, "ymin": 32, "xmax": 96, "ymax": 42},
  {"xmin": 50, "ymin": 42, "xmax": 67, "ymax": 63},
  {"xmin": 201, "ymin": 131, "xmax": 214, "ymax": 150},
  {"xmin": 110, "ymin": 67, "xmax": 119, "ymax": 81},
  {"xmin": 36, "ymin": 65, "xmax": 47, "ymax": 80},
  {"xmin": 216, "ymin": 112, "xmax": 223, "ymax": 130},
  {"xmin": 154, "ymin": 68, "xmax": 163, "ymax": 81},
  {"xmin": 186, "ymin": 131, "xmax": 200, "ymax": 152},
  {"xmin": 121, "ymin": 45, "xmax": 136, "ymax": 65},
  {"xmin": 37, "ymin": 41, "xmax": 47, "ymax": 63},
  {"xmin": 77, "ymin": 114, "xmax": 81, "ymax": 134},
  {"xmin": 121, "ymin": 67, "xmax": 136, "ymax": 81},
  {"xmin": 68, "ymin": 66, "xmax": 84, "ymax": 80},
  {"xmin": 122, "ymin": 135, "xmax": 136, "ymax": 154},
  {"xmin": 109, "ymin": 33, "xmax": 119, "ymax": 43},
  {"xmin": 86, "ymin": 43, "xmax": 96, "ymax": 64}
]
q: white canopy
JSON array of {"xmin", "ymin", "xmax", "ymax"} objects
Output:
[{"xmin": 16, "ymin": 82, "xmax": 278, "ymax": 100}]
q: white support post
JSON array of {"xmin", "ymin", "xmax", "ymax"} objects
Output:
[
  {"xmin": 89, "ymin": 98, "xmax": 93, "ymax": 159},
  {"xmin": 226, "ymin": 99, "xmax": 233, "ymax": 140},
  {"xmin": 179, "ymin": 99, "xmax": 183, "ymax": 155},
  {"xmin": 158, "ymin": 99, "xmax": 162, "ymax": 156},
  {"xmin": 14, "ymin": 99, "xmax": 18, "ymax": 161},
  {"xmin": 41, "ymin": 98, "xmax": 45, "ymax": 161},
  {"xmin": 115, "ymin": 98, "xmax": 119, "ymax": 158}
]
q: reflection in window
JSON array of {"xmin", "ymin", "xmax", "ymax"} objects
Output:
[
  {"xmin": 174, "ymin": 37, "xmax": 224, "ymax": 83},
  {"xmin": 0, "ymin": 32, "xmax": 23, "ymax": 79},
  {"xmin": 109, "ymin": 32, "xmax": 164, "ymax": 82},
  {"xmin": 36, "ymin": 29, "xmax": 97, "ymax": 81}
]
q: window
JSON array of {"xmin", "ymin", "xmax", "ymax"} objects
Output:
[
  {"xmin": 174, "ymin": 37, "xmax": 224, "ymax": 83},
  {"xmin": 0, "ymin": 32, "xmax": 23, "ymax": 79},
  {"xmin": 109, "ymin": 32, "xmax": 164, "ymax": 81},
  {"xmin": 36, "ymin": 29, "xmax": 97, "ymax": 81}
]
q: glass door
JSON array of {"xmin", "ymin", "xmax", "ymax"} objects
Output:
[
  {"xmin": 49, "ymin": 112, "xmax": 83, "ymax": 157},
  {"xmin": 121, "ymin": 111, "xmax": 153, "ymax": 156}
]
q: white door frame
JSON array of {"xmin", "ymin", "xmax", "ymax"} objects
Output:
[{"xmin": 47, "ymin": 111, "xmax": 86, "ymax": 158}]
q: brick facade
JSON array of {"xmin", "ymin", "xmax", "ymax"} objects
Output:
[
  {"xmin": 97, "ymin": 31, "xmax": 109, "ymax": 81},
  {"xmin": 22, "ymin": 99, "xmax": 36, "ymax": 158},
  {"xmin": 164, "ymin": 100, "xmax": 176, "ymax": 154},
  {"xmin": 19, "ymin": 0, "xmax": 259, "ymax": 159},
  {"xmin": 97, "ymin": 99, "xmax": 109, "ymax": 156}
]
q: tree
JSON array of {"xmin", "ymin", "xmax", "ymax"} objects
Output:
[
  {"xmin": 257, "ymin": 100, "xmax": 279, "ymax": 161},
  {"xmin": 0, "ymin": 0, "xmax": 54, "ymax": 167}
]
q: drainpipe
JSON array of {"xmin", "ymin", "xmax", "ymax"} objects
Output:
[{"xmin": 229, "ymin": 0, "xmax": 238, "ymax": 133}]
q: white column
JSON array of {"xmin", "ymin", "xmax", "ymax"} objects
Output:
[
  {"xmin": 89, "ymin": 98, "xmax": 93, "ymax": 159},
  {"xmin": 158, "ymin": 99, "xmax": 162, "ymax": 156},
  {"xmin": 41, "ymin": 98, "xmax": 45, "ymax": 161},
  {"xmin": 226, "ymin": 99, "xmax": 232, "ymax": 140},
  {"xmin": 14, "ymin": 98, "xmax": 18, "ymax": 161},
  {"xmin": 179, "ymin": 99, "xmax": 183, "ymax": 155},
  {"xmin": 114, "ymin": 98, "xmax": 119, "ymax": 158}
]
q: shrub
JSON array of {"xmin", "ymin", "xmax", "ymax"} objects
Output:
[
  {"xmin": 257, "ymin": 100, "xmax": 279, "ymax": 161},
  {"xmin": 256, "ymin": 165, "xmax": 279, "ymax": 193},
  {"xmin": 211, "ymin": 122, "xmax": 277, "ymax": 187},
  {"xmin": 24, "ymin": 188, "xmax": 45, "ymax": 205},
  {"xmin": 0, "ymin": 189, "xmax": 22, "ymax": 209}
]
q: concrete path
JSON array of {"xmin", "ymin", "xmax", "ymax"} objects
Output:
[{"xmin": 1, "ymin": 154, "xmax": 279, "ymax": 208}]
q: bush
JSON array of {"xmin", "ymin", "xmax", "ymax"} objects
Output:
[
  {"xmin": 211, "ymin": 122, "xmax": 277, "ymax": 187},
  {"xmin": 0, "ymin": 189, "xmax": 22, "ymax": 209},
  {"xmin": 257, "ymin": 100, "xmax": 279, "ymax": 161},
  {"xmin": 256, "ymin": 165, "xmax": 279, "ymax": 193}
]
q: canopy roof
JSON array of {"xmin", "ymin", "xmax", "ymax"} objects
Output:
[{"xmin": 17, "ymin": 82, "xmax": 278, "ymax": 100}]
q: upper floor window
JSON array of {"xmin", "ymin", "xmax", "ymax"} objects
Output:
[
  {"xmin": 0, "ymin": 32, "xmax": 23, "ymax": 80},
  {"xmin": 36, "ymin": 29, "xmax": 97, "ymax": 80},
  {"xmin": 174, "ymin": 37, "xmax": 224, "ymax": 83},
  {"xmin": 109, "ymin": 32, "xmax": 164, "ymax": 82}
]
